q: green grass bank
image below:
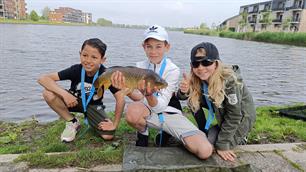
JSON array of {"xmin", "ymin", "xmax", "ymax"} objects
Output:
[
  {"xmin": 0, "ymin": 104, "xmax": 305, "ymax": 168},
  {"xmin": 0, "ymin": 19, "xmax": 94, "ymax": 26},
  {"xmin": 184, "ymin": 29, "xmax": 306, "ymax": 47}
]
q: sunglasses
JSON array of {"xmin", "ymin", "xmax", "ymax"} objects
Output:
[{"xmin": 191, "ymin": 59, "xmax": 215, "ymax": 68}]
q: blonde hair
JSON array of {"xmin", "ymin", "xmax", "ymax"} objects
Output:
[{"xmin": 188, "ymin": 49, "xmax": 238, "ymax": 112}]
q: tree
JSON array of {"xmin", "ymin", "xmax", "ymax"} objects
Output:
[
  {"xmin": 199, "ymin": 22, "xmax": 209, "ymax": 30},
  {"xmin": 30, "ymin": 10, "xmax": 39, "ymax": 21},
  {"xmin": 260, "ymin": 10, "xmax": 272, "ymax": 30},
  {"xmin": 282, "ymin": 17, "xmax": 291, "ymax": 31},
  {"xmin": 41, "ymin": 6, "xmax": 50, "ymax": 20},
  {"xmin": 238, "ymin": 11, "xmax": 248, "ymax": 32},
  {"xmin": 96, "ymin": 18, "xmax": 112, "ymax": 26}
]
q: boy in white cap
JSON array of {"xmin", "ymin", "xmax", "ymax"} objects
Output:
[{"xmin": 111, "ymin": 25, "xmax": 213, "ymax": 159}]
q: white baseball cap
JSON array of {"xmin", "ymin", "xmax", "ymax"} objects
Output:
[{"xmin": 143, "ymin": 24, "xmax": 169, "ymax": 43}]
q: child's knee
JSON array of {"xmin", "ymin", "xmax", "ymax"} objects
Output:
[
  {"xmin": 197, "ymin": 144, "xmax": 213, "ymax": 159},
  {"xmin": 125, "ymin": 104, "xmax": 140, "ymax": 123},
  {"xmin": 101, "ymin": 134, "xmax": 114, "ymax": 140},
  {"xmin": 42, "ymin": 90, "xmax": 56, "ymax": 102},
  {"xmin": 184, "ymin": 133, "xmax": 213, "ymax": 159}
]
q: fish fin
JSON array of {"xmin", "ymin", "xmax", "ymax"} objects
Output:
[
  {"xmin": 94, "ymin": 79, "xmax": 100, "ymax": 88},
  {"xmin": 96, "ymin": 86, "xmax": 104, "ymax": 99},
  {"xmin": 96, "ymin": 83, "xmax": 112, "ymax": 99}
]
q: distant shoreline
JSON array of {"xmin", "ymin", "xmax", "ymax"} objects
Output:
[
  {"xmin": 4, "ymin": 19, "xmax": 304, "ymax": 47},
  {"xmin": 0, "ymin": 19, "xmax": 184, "ymax": 31},
  {"xmin": 0, "ymin": 19, "xmax": 99, "ymax": 27},
  {"xmin": 184, "ymin": 29, "xmax": 306, "ymax": 47}
]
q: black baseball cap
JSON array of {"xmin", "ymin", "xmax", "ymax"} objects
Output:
[{"xmin": 190, "ymin": 42, "xmax": 220, "ymax": 62}]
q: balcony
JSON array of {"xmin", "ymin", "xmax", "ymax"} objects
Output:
[
  {"xmin": 249, "ymin": 19, "xmax": 257, "ymax": 23},
  {"xmin": 260, "ymin": 9, "xmax": 271, "ymax": 12},
  {"xmin": 272, "ymin": 18, "xmax": 282, "ymax": 23},
  {"xmin": 273, "ymin": 5, "xmax": 285, "ymax": 11},
  {"xmin": 286, "ymin": 4, "xmax": 303, "ymax": 10},
  {"xmin": 249, "ymin": 9, "xmax": 259, "ymax": 13},
  {"xmin": 291, "ymin": 18, "xmax": 300, "ymax": 23}
]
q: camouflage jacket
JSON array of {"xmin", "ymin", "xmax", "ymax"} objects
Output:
[{"xmin": 178, "ymin": 65, "xmax": 256, "ymax": 150}]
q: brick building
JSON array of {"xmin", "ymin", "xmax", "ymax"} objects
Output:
[
  {"xmin": 49, "ymin": 7, "xmax": 92, "ymax": 24},
  {"xmin": 0, "ymin": 0, "xmax": 27, "ymax": 19}
]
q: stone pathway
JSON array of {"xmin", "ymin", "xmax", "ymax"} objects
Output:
[{"xmin": 0, "ymin": 142, "xmax": 305, "ymax": 172}]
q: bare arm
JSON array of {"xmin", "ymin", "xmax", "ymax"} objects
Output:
[
  {"xmin": 98, "ymin": 90, "xmax": 125, "ymax": 131},
  {"xmin": 112, "ymin": 90, "xmax": 126, "ymax": 128},
  {"xmin": 37, "ymin": 72, "xmax": 77, "ymax": 107}
]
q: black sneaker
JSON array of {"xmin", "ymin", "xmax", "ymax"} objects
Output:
[
  {"xmin": 155, "ymin": 132, "xmax": 172, "ymax": 147},
  {"xmin": 136, "ymin": 132, "xmax": 148, "ymax": 147}
]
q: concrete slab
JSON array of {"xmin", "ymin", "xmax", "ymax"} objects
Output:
[
  {"xmin": 0, "ymin": 162, "xmax": 29, "ymax": 172},
  {"xmin": 235, "ymin": 152, "xmax": 299, "ymax": 172},
  {"xmin": 90, "ymin": 164, "xmax": 122, "ymax": 172},
  {"xmin": 122, "ymin": 145, "xmax": 262, "ymax": 171},
  {"xmin": 282, "ymin": 150, "xmax": 306, "ymax": 171},
  {"xmin": 235, "ymin": 142, "xmax": 305, "ymax": 152},
  {"xmin": 1, "ymin": 143, "xmax": 305, "ymax": 171},
  {"xmin": 0, "ymin": 154, "xmax": 21, "ymax": 163}
]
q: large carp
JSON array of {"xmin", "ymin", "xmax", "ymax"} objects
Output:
[{"xmin": 94, "ymin": 66, "xmax": 168, "ymax": 99}]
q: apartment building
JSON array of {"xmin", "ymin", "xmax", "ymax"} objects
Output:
[
  {"xmin": 220, "ymin": 0, "xmax": 306, "ymax": 32},
  {"xmin": 49, "ymin": 7, "xmax": 92, "ymax": 24},
  {"xmin": 82, "ymin": 12, "xmax": 92, "ymax": 24},
  {"xmin": 0, "ymin": 0, "xmax": 27, "ymax": 19},
  {"xmin": 219, "ymin": 15, "xmax": 240, "ymax": 32}
]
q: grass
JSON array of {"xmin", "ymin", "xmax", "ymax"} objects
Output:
[
  {"xmin": 0, "ymin": 19, "xmax": 93, "ymax": 26},
  {"xmin": 184, "ymin": 29, "xmax": 306, "ymax": 47},
  {"xmin": 1, "ymin": 104, "xmax": 306, "ymax": 168},
  {"xmin": 248, "ymin": 104, "xmax": 306, "ymax": 144}
]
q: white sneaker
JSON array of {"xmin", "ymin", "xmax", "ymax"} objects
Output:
[{"xmin": 61, "ymin": 120, "xmax": 81, "ymax": 142}]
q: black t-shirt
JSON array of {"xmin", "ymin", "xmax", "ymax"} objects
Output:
[{"xmin": 58, "ymin": 64, "xmax": 118, "ymax": 105}]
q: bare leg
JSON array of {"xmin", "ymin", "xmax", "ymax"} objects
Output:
[
  {"xmin": 42, "ymin": 89, "xmax": 74, "ymax": 121},
  {"xmin": 183, "ymin": 132, "xmax": 213, "ymax": 159},
  {"xmin": 125, "ymin": 102, "xmax": 150, "ymax": 131}
]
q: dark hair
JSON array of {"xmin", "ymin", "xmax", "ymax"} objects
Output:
[{"xmin": 81, "ymin": 38, "xmax": 107, "ymax": 57}]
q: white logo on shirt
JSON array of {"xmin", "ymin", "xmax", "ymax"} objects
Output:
[{"xmin": 76, "ymin": 82, "xmax": 93, "ymax": 94}]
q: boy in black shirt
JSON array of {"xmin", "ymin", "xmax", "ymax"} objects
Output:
[{"xmin": 38, "ymin": 38, "xmax": 125, "ymax": 142}]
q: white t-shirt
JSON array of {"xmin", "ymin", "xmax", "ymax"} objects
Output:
[{"xmin": 136, "ymin": 58, "xmax": 182, "ymax": 114}]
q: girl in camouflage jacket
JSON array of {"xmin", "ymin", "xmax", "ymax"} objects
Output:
[{"xmin": 177, "ymin": 42, "xmax": 256, "ymax": 161}]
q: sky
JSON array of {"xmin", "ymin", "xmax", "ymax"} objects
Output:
[{"xmin": 25, "ymin": 0, "xmax": 268, "ymax": 28}]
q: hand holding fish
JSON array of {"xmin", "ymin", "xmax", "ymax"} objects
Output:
[
  {"xmin": 111, "ymin": 71, "xmax": 126, "ymax": 90},
  {"xmin": 137, "ymin": 80, "xmax": 159, "ymax": 96}
]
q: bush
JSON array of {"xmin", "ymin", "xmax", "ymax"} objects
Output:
[{"xmin": 30, "ymin": 10, "xmax": 39, "ymax": 21}]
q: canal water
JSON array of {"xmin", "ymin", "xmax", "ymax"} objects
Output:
[{"xmin": 0, "ymin": 24, "xmax": 305, "ymax": 122}]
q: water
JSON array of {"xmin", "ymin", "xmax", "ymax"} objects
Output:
[{"xmin": 0, "ymin": 24, "xmax": 305, "ymax": 122}]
